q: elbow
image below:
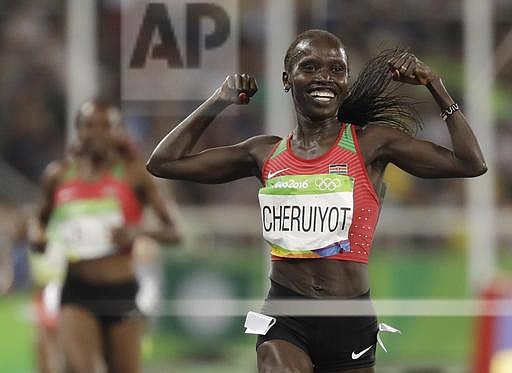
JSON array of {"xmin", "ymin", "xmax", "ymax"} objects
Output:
[
  {"xmin": 172, "ymin": 235, "xmax": 183, "ymax": 246},
  {"xmin": 145, "ymin": 157, "xmax": 163, "ymax": 178},
  {"xmin": 145, "ymin": 159, "xmax": 158, "ymax": 176},
  {"xmin": 475, "ymin": 162, "xmax": 488, "ymax": 176},
  {"xmin": 165, "ymin": 229, "xmax": 182, "ymax": 246},
  {"xmin": 466, "ymin": 161, "xmax": 488, "ymax": 177},
  {"xmin": 146, "ymin": 156, "xmax": 183, "ymax": 179}
]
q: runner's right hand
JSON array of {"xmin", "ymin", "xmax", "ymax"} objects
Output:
[
  {"xmin": 27, "ymin": 218, "xmax": 47, "ymax": 253},
  {"xmin": 215, "ymin": 73, "xmax": 258, "ymax": 105}
]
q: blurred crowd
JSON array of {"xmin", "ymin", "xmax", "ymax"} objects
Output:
[{"xmin": 0, "ymin": 0, "xmax": 511, "ymax": 291}]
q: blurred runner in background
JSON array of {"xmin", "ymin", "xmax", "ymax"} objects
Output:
[{"xmin": 29, "ymin": 98, "xmax": 180, "ymax": 373}]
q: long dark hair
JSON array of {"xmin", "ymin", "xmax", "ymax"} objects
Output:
[
  {"xmin": 338, "ymin": 48, "xmax": 421, "ymax": 135},
  {"xmin": 285, "ymin": 30, "xmax": 421, "ymax": 135}
]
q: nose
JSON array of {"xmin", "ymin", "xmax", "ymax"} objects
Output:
[{"xmin": 315, "ymin": 66, "xmax": 333, "ymax": 82}]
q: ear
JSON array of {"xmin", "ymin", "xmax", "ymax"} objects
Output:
[{"xmin": 282, "ymin": 72, "xmax": 291, "ymax": 91}]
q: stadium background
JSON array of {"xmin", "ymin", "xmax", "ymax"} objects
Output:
[{"xmin": 0, "ymin": 0, "xmax": 512, "ymax": 372}]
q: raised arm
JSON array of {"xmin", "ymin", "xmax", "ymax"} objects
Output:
[
  {"xmin": 146, "ymin": 74, "xmax": 276, "ymax": 183},
  {"xmin": 377, "ymin": 53, "xmax": 487, "ymax": 178}
]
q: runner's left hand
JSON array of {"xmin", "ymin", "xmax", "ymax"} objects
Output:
[
  {"xmin": 387, "ymin": 52, "xmax": 438, "ymax": 86},
  {"xmin": 111, "ymin": 226, "xmax": 139, "ymax": 248}
]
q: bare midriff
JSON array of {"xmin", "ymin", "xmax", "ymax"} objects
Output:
[
  {"xmin": 270, "ymin": 259, "xmax": 369, "ymax": 298},
  {"xmin": 67, "ymin": 254, "xmax": 135, "ymax": 284}
]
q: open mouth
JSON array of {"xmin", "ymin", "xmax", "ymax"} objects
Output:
[{"xmin": 308, "ymin": 89, "xmax": 336, "ymax": 103}]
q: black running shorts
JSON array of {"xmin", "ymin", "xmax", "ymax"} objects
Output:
[
  {"xmin": 256, "ymin": 280, "xmax": 378, "ymax": 372},
  {"xmin": 61, "ymin": 273, "xmax": 142, "ymax": 328}
]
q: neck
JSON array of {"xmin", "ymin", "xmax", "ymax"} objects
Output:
[
  {"xmin": 294, "ymin": 113, "xmax": 340, "ymax": 147},
  {"xmin": 77, "ymin": 151, "xmax": 115, "ymax": 176}
]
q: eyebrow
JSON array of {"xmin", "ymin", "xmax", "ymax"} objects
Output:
[{"xmin": 298, "ymin": 55, "xmax": 347, "ymax": 65}]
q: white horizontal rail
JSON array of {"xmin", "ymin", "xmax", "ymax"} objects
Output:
[{"xmin": 79, "ymin": 298, "xmax": 512, "ymax": 317}]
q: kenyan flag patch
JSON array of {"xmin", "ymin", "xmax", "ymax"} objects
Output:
[{"xmin": 328, "ymin": 163, "xmax": 348, "ymax": 175}]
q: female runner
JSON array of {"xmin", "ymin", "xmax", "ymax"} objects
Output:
[{"xmin": 146, "ymin": 30, "xmax": 486, "ymax": 372}]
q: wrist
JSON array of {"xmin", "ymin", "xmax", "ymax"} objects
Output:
[
  {"xmin": 426, "ymin": 76, "xmax": 442, "ymax": 89},
  {"xmin": 440, "ymin": 103, "xmax": 460, "ymax": 121},
  {"xmin": 210, "ymin": 89, "xmax": 232, "ymax": 110},
  {"xmin": 426, "ymin": 77, "xmax": 456, "ymax": 109}
]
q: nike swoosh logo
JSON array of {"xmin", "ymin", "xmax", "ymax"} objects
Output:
[
  {"xmin": 351, "ymin": 345, "xmax": 373, "ymax": 360},
  {"xmin": 267, "ymin": 168, "xmax": 289, "ymax": 179}
]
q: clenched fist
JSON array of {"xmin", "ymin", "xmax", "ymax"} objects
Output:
[
  {"xmin": 215, "ymin": 73, "xmax": 258, "ymax": 105},
  {"xmin": 387, "ymin": 52, "xmax": 438, "ymax": 86}
]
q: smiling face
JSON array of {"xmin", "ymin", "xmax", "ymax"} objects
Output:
[{"xmin": 283, "ymin": 33, "xmax": 349, "ymax": 122}]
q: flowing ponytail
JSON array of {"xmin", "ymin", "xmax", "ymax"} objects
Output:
[{"xmin": 338, "ymin": 48, "xmax": 422, "ymax": 135}]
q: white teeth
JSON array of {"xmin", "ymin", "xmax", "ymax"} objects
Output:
[
  {"xmin": 310, "ymin": 90, "xmax": 335, "ymax": 98},
  {"xmin": 309, "ymin": 90, "xmax": 335, "ymax": 103}
]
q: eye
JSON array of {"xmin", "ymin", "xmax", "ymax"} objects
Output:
[
  {"xmin": 300, "ymin": 62, "xmax": 316, "ymax": 72},
  {"xmin": 332, "ymin": 65, "xmax": 346, "ymax": 74}
]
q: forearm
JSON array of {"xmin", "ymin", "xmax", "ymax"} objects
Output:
[
  {"xmin": 426, "ymin": 78, "xmax": 487, "ymax": 175},
  {"xmin": 138, "ymin": 227, "xmax": 181, "ymax": 245},
  {"xmin": 147, "ymin": 90, "xmax": 229, "ymax": 168},
  {"xmin": 27, "ymin": 216, "xmax": 47, "ymax": 252},
  {"xmin": 124, "ymin": 223, "xmax": 181, "ymax": 248}
]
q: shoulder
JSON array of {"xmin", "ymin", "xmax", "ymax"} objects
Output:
[
  {"xmin": 356, "ymin": 122, "xmax": 414, "ymax": 145},
  {"xmin": 122, "ymin": 157, "xmax": 161, "ymax": 204},
  {"xmin": 41, "ymin": 160, "xmax": 69, "ymax": 184},
  {"xmin": 239, "ymin": 134, "xmax": 282, "ymax": 149},
  {"xmin": 40, "ymin": 159, "xmax": 70, "ymax": 195},
  {"xmin": 355, "ymin": 122, "xmax": 416, "ymax": 163},
  {"xmin": 239, "ymin": 134, "xmax": 282, "ymax": 163},
  {"xmin": 123, "ymin": 157, "xmax": 153, "ymax": 185}
]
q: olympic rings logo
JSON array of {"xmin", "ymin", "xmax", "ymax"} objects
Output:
[{"xmin": 315, "ymin": 177, "xmax": 341, "ymax": 191}]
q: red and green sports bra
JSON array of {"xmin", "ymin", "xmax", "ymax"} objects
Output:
[
  {"xmin": 258, "ymin": 123, "xmax": 380, "ymax": 264},
  {"xmin": 47, "ymin": 162, "xmax": 142, "ymax": 261}
]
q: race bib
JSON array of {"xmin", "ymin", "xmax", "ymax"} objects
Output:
[
  {"xmin": 47, "ymin": 198, "xmax": 124, "ymax": 261},
  {"xmin": 258, "ymin": 174, "xmax": 354, "ymax": 258}
]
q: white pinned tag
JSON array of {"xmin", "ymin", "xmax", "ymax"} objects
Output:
[
  {"xmin": 377, "ymin": 322, "xmax": 401, "ymax": 352},
  {"xmin": 42, "ymin": 281, "xmax": 62, "ymax": 318},
  {"xmin": 244, "ymin": 311, "xmax": 276, "ymax": 335}
]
